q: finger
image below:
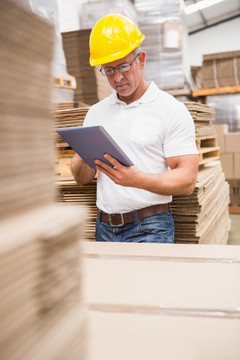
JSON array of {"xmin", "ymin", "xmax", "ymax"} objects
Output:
[
  {"xmin": 94, "ymin": 160, "xmax": 117, "ymax": 176},
  {"xmin": 104, "ymin": 154, "xmax": 121, "ymax": 168},
  {"xmin": 95, "ymin": 164, "xmax": 118, "ymax": 183}
]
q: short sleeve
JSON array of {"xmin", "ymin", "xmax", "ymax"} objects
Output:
[{"xmin": 164, "ymin": 102, "xmax": 199, "ymax": 158}]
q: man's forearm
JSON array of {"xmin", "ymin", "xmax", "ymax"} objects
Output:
[
  {"xmin": 135, "ymin": 155, "xmax": 199, "ymax": 196},
  {"xmin": 70, "ymin": 154, "xmax": 96, "ymax": 185}
]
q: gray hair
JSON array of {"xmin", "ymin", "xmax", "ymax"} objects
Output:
[{"xmin": 132, "ymin": 46, "xmax": 142, "ymax": 55}]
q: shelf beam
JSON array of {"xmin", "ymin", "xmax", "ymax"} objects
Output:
[{"xmin": 192, "ymin": 85, "xmax": 240, "ymax": 97}]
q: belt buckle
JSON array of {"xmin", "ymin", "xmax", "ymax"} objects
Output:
[{"xmin": 108, "ymin": 213, "xmax": 124, "ymax": 227}]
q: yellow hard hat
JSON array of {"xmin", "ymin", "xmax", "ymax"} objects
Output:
[{"xmin": 89, "ymin": 14, "xmax": 145, "ymax": 66}]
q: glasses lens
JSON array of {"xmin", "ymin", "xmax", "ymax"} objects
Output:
[
  {"xmin": 101, "ymin": 61, "xmax": 133, "ymax": 76},
  {"xmin": 117, "ymin": 64, "xmax": 131, "ymax": 73},
  {"xmin": 102, "ymin": 67, "xmax": 114, "ymax": 76}
]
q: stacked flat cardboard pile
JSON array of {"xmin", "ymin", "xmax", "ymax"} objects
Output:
[
  {"xmin": 83, "ymin": 241, "xmax": 240, "ymax": 360},
  {"xmin": 0, "ymin": 2, "xmax": 87, "ymax": 359},
  {"xmin": 61, "ymin": 29, "xmax": 98, "ymax": 105},
  {"xmin": 0, "ymin": 0, "xmax": 56, "ymax": 219},
  {"xmin": 53, "ymin": 106, "xmax": 89, "ymax": 176},
  {"xmin": 57, "ymin": 179, "xmax": 98, "ymax": 240},
  {"xmin": 184, "ymin": 102, "xmax": 220, "ymax": 165},
  {"xmin": 202, "ymin": 50, "xmax": 240, "ymax": 88},
  {"xmin": 53, "ymin": 101, "xmax": 89, "ymax": 110},
  {"xmin": 1, "ymin": 205, "xmax": 87, "ymax": 360},
  {"xmin": 94, "ymin": 65, "xmax": 113, "ymax": 101},
  {"xmin": 53, "ymin": 106, "xmax": 90, "ymax": 147},
  {"xmin": 53, "ymin": 106, "xmax": 97, "ymax": 239},
  {"xmin": 172, "ymin": 161, "xmax": 230, "ymax": 244},
  {"xmin": 62, "ymin": 29, "xmax": 112, "ymax": 105},
  {"xmin": 184, "ymin": 102, "xmax": 216, "ymax": 137}
]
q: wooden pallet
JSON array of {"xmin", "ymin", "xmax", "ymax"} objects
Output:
[
  {"xmin": 53, "ymin": 76, "xmax": 76, "ymax": 89},
  {"xmin": 196, "ymin": 135, "xmax": 217, "ymax": 150},
  {"xmin": 196, "ymin": 135, "xmax": 220, "ymax": 165}
]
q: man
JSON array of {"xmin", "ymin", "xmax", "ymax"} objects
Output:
[{"xmin": 70, "ymin": 14, "xmax": 199, "ymax": 243}]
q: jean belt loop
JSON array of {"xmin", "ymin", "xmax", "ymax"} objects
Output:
[
  {"xmin": 133, "ymin": 210, "xmax": 139, "ymax": 224},
  {"xmin": 97, "ymin": 210, "xmax": 101, "ymax": 222}
]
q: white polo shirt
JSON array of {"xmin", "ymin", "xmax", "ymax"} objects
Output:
[{"xmin": 84, "ymin": 81, "xmax": 198, "ymax": 213}]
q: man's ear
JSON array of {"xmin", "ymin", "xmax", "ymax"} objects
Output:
[{"xmin": 139, "ymin": 51, "xmax": 146, "ymax": 69}]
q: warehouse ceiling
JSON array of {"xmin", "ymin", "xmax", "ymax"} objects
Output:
[{"xmin": 183, "ymin": 0, "xmax": 240, "ymax": 34}]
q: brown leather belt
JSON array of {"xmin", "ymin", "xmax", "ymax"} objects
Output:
[{"xmin": 100, "ymin": 203, "xmax": 169, "ymax": 227}]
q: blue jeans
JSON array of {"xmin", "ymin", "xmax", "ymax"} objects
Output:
[{"xmin": 95, "ymin": 210, "xmax": 174, "ymax": 243}]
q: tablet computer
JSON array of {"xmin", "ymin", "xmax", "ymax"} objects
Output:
[{"xmin": 57, "ymin": 125, "xmax": 134, "ymax": 169}]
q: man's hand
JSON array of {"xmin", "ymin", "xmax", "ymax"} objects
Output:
[{"xmin": 94, "ymin": 154, "xmax": 141, "ymax": 187}]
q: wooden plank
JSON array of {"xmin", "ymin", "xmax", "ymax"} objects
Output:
[
  {"xmin": 58, "ymin": 149, "xmax": 75, "ymax": 158},
  {"xmin": 199, "ymin": 146, "xmax": 220, "ymax": 155},
  {"xmin": 166, "ymin": 88, "xmax": 192, "ymax": 96},
  {"xmin": 192, "ymin": 85, "xmax": 240, "ymax": 97},
  {"xmin": 229, "ymin": 206, "xmax": 240, "ymax": 214},
  {"xmin": 56, "ymin": 158, "xmax": 72, "ymax": 177},
  {"xmin": 198, "ymin": 147, "xmax": 220, "ymax": 165}
]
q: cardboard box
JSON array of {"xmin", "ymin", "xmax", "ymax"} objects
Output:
[
  {"xmin": 83, "ymin": 242, "xmax": 240, "ymax": 360},
  {"xmin": 214, "ymin": 124, "xmax": 229, "ymax": 153},
  {"xmin": 227, "ymin": 179, "xmax": 240, "ymax": 206},
  {"xmin": 202, "ymin": 50, "xmax": 240, "ymax": 88},
  {"xmin": 225, "ymin": 132, "xmax": 240, "ymax": 153},
  {"xmin": 220, "ymin": 153, "xmax": 234, "ymax": 178},
  {"xmin": 234, "ymin": 153, "xmax": 240, "ymax": 179}
]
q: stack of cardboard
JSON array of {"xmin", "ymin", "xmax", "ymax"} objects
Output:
[
  {"xmin": 83, "ymin": 241, "xmax": 240, "ymax": 360},
  {"xmin": 202, "ymin": 50, "xmax": 240, "ymax": 88},
  {"xmin": 53, "ymin": 105, "xmax": 98, "ymax": 239},
  {"xmin": 184, "ymin": 102, "xmax": 216, "ymax": 137},
  {"xmin": 1, "ymin": 205, "xmax": 87, "ymax": 360},
  {"xmin": 214, "ymin": 124, "xmax": 240, "ymax": 207},
  {"xmin": 57, "ymin": 179, "xmax": 98, "ymax": 240},
  {"xmin": 0, "ymin": 2, "xmax": 87, "ymax": 359},
  {"xmin": 61, "ymin": 29, "xmax": 98, "ymax": 105},
  {"xmin": 53, "ymin": 107, "xmax": 90, "ymax": 147},
  {"xmin": 172, "ymin": 104, "xmax": 230, "ymax": 243},
  {"xmin": 53, "ymin": 106, "xmax": 90, "ymax": 176},
  {"xmin": 0, "ymin": 0, "xmax": 56, "ymax": 218},
  {"xmin": 94, "ymin": 65, "xmax": 113, "ymax": 101},
  {"xmin": 53, "ymin": 101, "xmax": 89, "ymax": 111},
  {"xmin": 61, "ymin": 29, "xmax": 112, "ymax": 105},
  {"xmin": 172, "ymin": 161, "xmax": 230, "ymax": 244}
]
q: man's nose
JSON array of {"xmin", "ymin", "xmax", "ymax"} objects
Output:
[{"xmin": 113, "ymin": 69, "xmax": 124, "ymax": 82}]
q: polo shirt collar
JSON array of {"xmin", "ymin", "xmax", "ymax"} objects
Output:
[{"xmin": 107, "ymin": 81, "xmax": 159, "ymax": 106}]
